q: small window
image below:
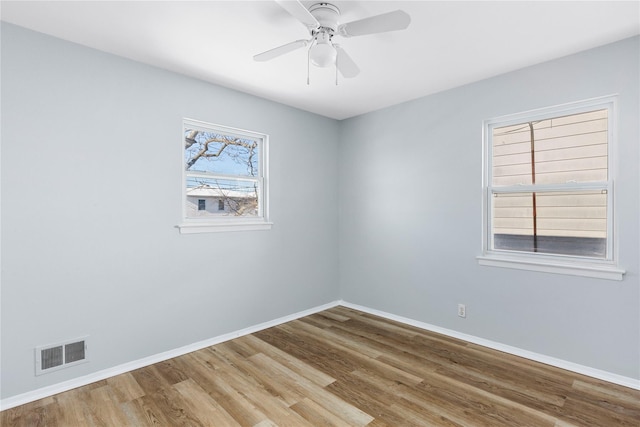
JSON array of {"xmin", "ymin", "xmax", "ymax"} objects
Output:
[
  {"xmin": 479, "ymin": 96, "xmax": 624, "ymax": 280},
  {"xmin": 179, "ymin": 119, "xmax": 271, "ymax": 233}
]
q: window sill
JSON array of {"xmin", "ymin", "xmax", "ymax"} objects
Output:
[
  {"xmin": 477, "ymin": 254, "xmax": 625, "ymax": 281},
  {"xmin": 178, "ymin": 221, "xmax": 273, "ymax": 234}
]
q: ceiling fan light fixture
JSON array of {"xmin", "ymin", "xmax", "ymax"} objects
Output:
[
  {"xmin": 255, "ymin": 0, "xmax": 412, "ymax": 81},
  {"xmin": 310, "ymin": 32, "xmax": 336, "ymax": 67},
  {"xmin": 310, "ymin": 43, "xmax": 336, "ymax": 67}
]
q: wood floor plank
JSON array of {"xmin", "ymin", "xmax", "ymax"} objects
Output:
[
  {"xmin": 207, "ymin": 345, "xmax": 318, "ymax": 426},
  {"xmin": 143, "ymin": 385, "xmax": 206, "ymax": 426},
  {"xmin": 87, "ymin": 385, "xmax": 132, "ymax": 426},
  {"xmin": 1, "ymin": 400, "xmax": 62, "ymax": 427},
  {"xmin": 118, "ymin": 399, "xmax": 156, "ymax": 426},
  {"xmin": 105, "ymin": 372, "xmax": 145, "ymax": 403},
  {"xmin": 281, "ymin": 320, "xmax": 424, "ymax": 386},
  {"xmin": 1, "ymin": 396, "xmax": 53, "ymax": 427},
  {"xmin": 132, "ymin": 393, "xmax": 174, "ymax": 426},
  {"xmin": 571, "ymin": 378, "xmax": 640, "ymax": 409},
  {"xmin": 203, "ymin": 362, "xmax": 274, "ymax": 425},
  {"xmin": 129, "ymin": 364, "xmax": 173, "ymax": 396},
  {"xmin": 236, "ymin": 334, "xmax": 336, "ymax": 387},
  {"xmin": 323, "ymin": 371, "xmax": 416, "ymax": 427},
  {"xmin": 560, "ymin": 382, "xmax": 640, "ymax": 427},
  {"xmin": 210, "ymin": 344, "xmax": 308, "ymax": 407},
  {"xmin": 170, "ymin": 350, "xmax": 271, "ymax": 426},
  {"xmin": 290, "ymin": 397, "xmax": 354, "ymax": 427},
  {"xmin": 3, "ymin": 306, "xmax": 639, "ymax": 426},
  {"xmin": 253, "ymin": 327, "xmax": 358, "ymax": 378},
  {"xmin": 298, "ymin": 318, "xmax": 385, "ymax": 359},
  {"xmin": 247, "ymin": 352, "xmax": 375, "ymax": 426},
  {"xmin": 433, "ymin": 361, "xmax": 568, "ymax": 410},
  {"xmin": 173, "ymin": 378, "xmax": 241, "ymax": 427},
  {"xmin": 154, "ymin": 358, "xmax": 191, "ymax": 385},
  {"xmin": 315, "ymin": 310, "xmax": 352, "ymax": 323},
  {"xmin": 55, "ymin": 387, "xmax": 105, "ymax": 427}
]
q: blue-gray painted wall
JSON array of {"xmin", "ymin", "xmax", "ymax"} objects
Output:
[
  {"xmin": 1, "ymin": 23, "xmax": 340, "ymax": 398},
  {"xmin": 339, "ymin": 36, "xmax": 639, "ymax": 379},
  {"xmin": 1, "ymin": 21, "xmax": 638, "ymax": 400}
]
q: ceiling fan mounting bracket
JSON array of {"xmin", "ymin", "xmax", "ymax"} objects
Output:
[
  {"xmin": 311, "ymin": 27, "xmax": 335, "ymax": 38},
  {"xmin": 309, "ymin": 2, "xmax": 340, "ymax": 32}
]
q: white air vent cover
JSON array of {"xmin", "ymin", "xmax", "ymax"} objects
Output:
[{"xmin": 35, "ymin": 337, "xmax": 89, "ymax": 375}]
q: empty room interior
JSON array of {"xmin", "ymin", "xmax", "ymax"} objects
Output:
[{"xmin": 1, "ymin": 1, "xmax": 639, "ymax": 425}]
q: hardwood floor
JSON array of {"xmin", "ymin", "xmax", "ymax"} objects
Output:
[{"xmin": 3, "ymin": 306, "xmax": 639, "ymax": 426}]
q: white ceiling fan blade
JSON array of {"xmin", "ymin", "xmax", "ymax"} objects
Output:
[
  {"xmin": 338, "ymin": 10, "xmax": 411, "ymax": 37},
  {"xmin": 335, "ymin": 46, "xmax": 360, "ymax": 78},
  {"xmin": 254, "ymin": 39, "xmax": 309, "ymax": 62},
  {"xmin": 275, "ymin": 0, "xmax": 319, "ymax": 29}
]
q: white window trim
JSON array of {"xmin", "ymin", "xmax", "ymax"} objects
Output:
[
  {"xmin": 476, "ymin": 254, "xmax": 625, "ymax": 281},
  {"xmin": 178, "ymin": 119, "xmax": 272, "ymax": 234},
  {"xmin": 479, "ymin": 95, "xmax": 625, "ymax": 280}
]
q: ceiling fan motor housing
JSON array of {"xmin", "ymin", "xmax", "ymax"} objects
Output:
[{"xmin": 309, "ymin": 3, "xmax": 340, "ymax": 32}]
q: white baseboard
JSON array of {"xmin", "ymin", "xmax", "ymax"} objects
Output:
[
  {"xmin": 338, "ymin": 300, "xmax": 640, "ymax": 391},
  {"xmin": 3, "ymin": 299, "xmax": 638, "ymax": 411},
  {"xmin": 0, "ymin": 300, "xmax": 341, "ymax": 411}
]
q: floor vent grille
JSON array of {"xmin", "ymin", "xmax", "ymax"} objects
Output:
[{"xmin": 35, "ymin": 337, "xmax": 88, "ymax": 375}]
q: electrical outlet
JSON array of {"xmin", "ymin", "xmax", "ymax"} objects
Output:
[{"xmin": 458, "ymin": 304, "xmax": 466, "ymax": 318}]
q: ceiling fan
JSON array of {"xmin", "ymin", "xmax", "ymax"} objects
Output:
[{"xmin": 254, "ymin": 1, "xmax": 411, "ymax": 83}]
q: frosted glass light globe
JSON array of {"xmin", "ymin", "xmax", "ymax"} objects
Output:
[{"xmin": 310, "ymin": 39, "xmax": 336, "ymax": 68}]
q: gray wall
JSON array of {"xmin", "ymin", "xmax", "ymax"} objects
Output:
[
  {"xmin": 1, "ymin": 22, "xmax": 638, "ymax": 401},
  {"xmin": 1, "ymin": 23, "xmax": 340, "ymax": 398},
  {"xmin": 339, "ymin": 36, "xmax": 640, "ymax": 379}
]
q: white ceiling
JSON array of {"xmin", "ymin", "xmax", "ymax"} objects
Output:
[{"xmin": 1, "ymin": 1, "xmax": 639, "ymax": 120}]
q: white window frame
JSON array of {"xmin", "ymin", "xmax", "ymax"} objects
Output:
[
  {"xmin": 477, "ymin": 96, "xmax": 625, "ymax": 280},
  {"xmin": 178, "ymin": 119, "xmax": 272, "ymax": 234}
]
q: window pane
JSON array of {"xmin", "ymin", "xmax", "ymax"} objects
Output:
[
  {"xmin": 492, "ymin": 109, "xmax": 608, "ymax": 186},
  {"xmin": 186, "ymin": 176, "xmax": 259, "ymax": 218},
  {"xmin": 185, "ymin": 128, "xmax": 259, "ymax": 177},
  {"xmin": 492, "ymin": 191, "xmax": 607, "ymax": 257}
]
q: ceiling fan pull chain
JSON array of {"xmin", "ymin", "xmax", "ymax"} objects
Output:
[
  {"xmin": 307, "ymin": 45, "xmax": 311, "ymax": 85},
  {"xmin": 335, "ymin": 53, "xmax": 338, "ymax": 86},
  {"xmin": 307, "ymin": 37, "xmax": 315, "ymax": 85}
]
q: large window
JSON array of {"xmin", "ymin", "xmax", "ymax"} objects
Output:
[
  {"xmin": 479, "ymin": 97, "xmax": 624, "ymax": 280},
  {"xmin": 178, "ymin": 119, "xmax": 271, "ymax": 233}
]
